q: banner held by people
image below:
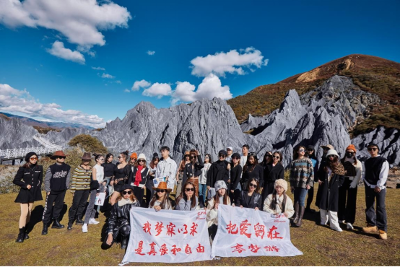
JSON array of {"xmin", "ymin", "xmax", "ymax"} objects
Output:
[
  {"xmin": 121, "ymin": 207, "xmax": 212, "ymax": 264},
  {"xmin": 212, "ymin": 205, "xmax": 303, "ymax": 257}
]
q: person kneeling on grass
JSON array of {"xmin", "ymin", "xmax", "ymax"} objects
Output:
[
  {"xmin": 105, "ymin": 185, "xmax": 140, "ymax": 249},
  {"xmin": 263, "ymin": 179, "xmax": 294, "ymax": 218},
  {"xmin": 149, "ymin": 182, "xmax": 173, "ymax": 211}
]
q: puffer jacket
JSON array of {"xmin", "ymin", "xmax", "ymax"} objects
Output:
[{"xmin": 107, "ymin": 198, "xmax": 140, "ymax": 235}]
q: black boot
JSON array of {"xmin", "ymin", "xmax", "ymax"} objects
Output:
[
  {"xmin": 16, "ymin": 227, "xmax": 25, "ymax": 243},
  {"xmin": 121, "ymin": 237, "xmax": 128, "ymax": 249},
  {"xmin": 24, "ymin": 223, "xmax": 30, "ymax": 240},
  {"xmin": 293, "ymin": 202, "xmax": 299, "ymax": 225},
  {"xmin": 52, "ymin": 218, "xmax": 65, "ymax": 229},
  {"xmin": 42, "ymin": 223, "xmax": 48, "ymax": 235},
  {"xmin": 67, "ymin": 221, "xmax": 73, "ymax": 230},
  {"xmin": 75, "ymin": 217, "xmax": 84, "ymax": 225},
  {"xmin": 295, "ymin": 206, "xmax": 306, "ymax": 227}
]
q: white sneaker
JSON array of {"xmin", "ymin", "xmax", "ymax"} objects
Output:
[
  {"xmin": 82, "ymin": 224, "xmax": 88, "ymax": 233},
  {"xmin": 346, "ymin": 222, "xmax": 354, "ymax": 230},
  {"xmin": 89, "ymin": 218, "xmax": 100, "ymax": 225}
]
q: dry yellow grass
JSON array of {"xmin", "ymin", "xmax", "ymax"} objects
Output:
[{"xmin": 0, "ymin": 185, "xmax": 399, "ymax": 266}]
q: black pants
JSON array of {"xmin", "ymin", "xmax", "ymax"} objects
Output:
[
  {"xmin": 145, "ymin": 186, "xmax": 154, "ymax": 207},
  {"xmin": 69, "ymin": 190, "xmax": 90, "ymax": 222},
  {"xmin": 133, "ymin": 186, "xmax": 145, "ymax": 207},
  {"xmin": 306, "ymin": 184, "xmax": 314, "ymax": 209},
  {"xmin": 42, "ymin": 190, "xmax": 66, "ymax": 224},
  {"xmin": 208, "ymin": 224, "xmax": 218, "ymax": 241},
  {"xmin": 338, "ymin": 177, "xmax": 357, "ymax": 224},
  {"xmin": 365, "ymin": 185, "xmax": 387, "ymax": 232}
]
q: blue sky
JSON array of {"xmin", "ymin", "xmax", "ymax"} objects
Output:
[{"xmin": 0, "ymin": 0, "xmax": 399, "ymax": 127}]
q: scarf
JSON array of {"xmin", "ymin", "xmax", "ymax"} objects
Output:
[
  {"xmin": 330, "ymin": 161, "xmax": 346, "ymax": 176},
  {"xmin": 134, "ymin": 166, "xmax": 144, "ymax": 186},
  {"xmin": 118, "ymin": 198, "xmax": 135, "ymax": 206}
]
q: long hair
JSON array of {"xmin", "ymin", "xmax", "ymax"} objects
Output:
[
  {"xmin": 149, "ymin": 190, "xmax": 171, "ymax": 209},
  {"xmin": 116, "ymin": 191, "xmax": 137, "ymax": 203},
  {"xmin": 269, "ymin": 189, "xmax": 287, "ymax": 213},
  {"xmin": 93, "ymin": 153, "xmax": 103, "ymax": 163},
  {"xmin": 244, "ymin": 153, "xmax": 258, "ymax": 172},
  {"xmin": 214, "ymin": 188, "xmax": 229, "ymax": 206},
  {"xmin": 262, "ymin": 151, "xmax": 272, "ymax": 166},
  {"xmin": 150, "ymin": 153, "xmax": 159, "ymax": 169},
  {"xmin": 105, "ymin": 153, "xmax": 114, "ymax": 163},
  {"xmin": 293, "ymin": 146, "xmax": 306, "ymax": 160},
  {"xmin": 176, "ymin": 181, "xmax": 197, "ymax": 209},
  {"xmin": 204, "ymin": 153, "xmax": 212, "ymax": 164},
  {"xmin": 120, "ymin": 151, "xmax": 129, "ymax": 163},
  {"xmin": 246, "ymin": 178, "xmax": 260, "ymax": 192},
  {"xmin": 189, "ymin": 149, "xmax": 197, "ymax": 164},
  {"xmin": 325, "ymin": 155, "xmax": 339, "ymax": 171}
]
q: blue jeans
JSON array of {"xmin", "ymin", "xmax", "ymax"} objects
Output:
[
  {"xmin": 199, "ymin": 184, "xmax": 207, "ymax": 205},
  {"xmin": 294, "ymin": 187, "xmax": 308, "ymax": 207}
]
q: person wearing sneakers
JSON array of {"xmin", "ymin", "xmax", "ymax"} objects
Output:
[
  {"xmin": 82, "ymin": 154, "xmax": 104, "ymax": 233},
  {"xmin": 128, "ymin": 153, "xmax": 150, "ymax": 207},
  {"xmin": 338, "ymin": 144, "xmax": 363, "ymax": 230},
  {"xmin": 362, "ymin": 143, "xmax": 389, "ymax": 240},
  {"xmin": 42, "ymin": 151, "xmax": 71, "ymax": 235},
  {"xmin": 317, "ymin": 149, "xmax": 345, "ymax": 232}
]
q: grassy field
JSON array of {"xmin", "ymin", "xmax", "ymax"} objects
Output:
[{"xmin": 0, "ymin": 185, "xmax": 399, "ymax": 266}]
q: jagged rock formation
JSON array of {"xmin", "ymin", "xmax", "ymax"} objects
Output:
[{"xmin": 0, "ymin": 117, "xmax": 40, "ymax": 149}]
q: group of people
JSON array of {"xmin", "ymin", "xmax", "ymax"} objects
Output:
[{"xmin": 12, "ymin": 142, "xmax": 389, "ymax": 249}]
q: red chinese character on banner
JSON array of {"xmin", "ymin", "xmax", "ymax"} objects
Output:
[
  {"xmin": 231, "ymin": 243, "xmax": 246, "ymax": 253},
  {"xmin": 254, "ymin": 223, "xmax": 265, "ymax": 239},
  {"xmin": 267, "ymin": 225, "xmax": 283, "ymax": 240},
  {"xmin": 226, "ymin": 221, "xmax": 238, "ymax": 234},
  {"xmin": 240, "ymin": 219, "xmax": 251, "ymax": 238},
  {"xmin": 178, "ymin": 224, "xmax": 188, "ymax": 234},
  {"xmin": 166, "ymin": 222, "xmax": 176, "ymax": 237},
  {"xmin": 264, "ymin": 245, "xmax": 280, "ymax": 252},
  {"xmin": 147, "ymin": 242, "xmax": 157, "ymax": 256},
  {"xmin": 248, "ymin": 244, "xmax": 261, "ymax": 253},
  {"xmin": 135, "ymin": 241, "xmax": 145, "ymax": 255},
  {"xmin": 196, "ymin": 243, "xmax": 205, "ymax": 253},
  {"xmin": 155, "ymin": 222, "xmax": 164, "ymax": 236},
  {"xmin": 160, "ymin": 244, "xmax": 168, "ymax": 255},
  {"xmin": 190, "ymin": 222, "xmax": 198, "ymax": 236},
  {"xmin": 142, "ymin": 221, "xmax": 152, "ymax": 235},
  {"xmin": 171, "ymin": 245, "xmax": 181, "ymax": 255},
  {"xmin": 185, "ymin": 244, "xmax": 192, "ymax": 254}
]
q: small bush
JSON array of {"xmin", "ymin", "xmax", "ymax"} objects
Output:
[{"xmin": 68, "ymin": 134, "xmax": 108, "ymax": 154}]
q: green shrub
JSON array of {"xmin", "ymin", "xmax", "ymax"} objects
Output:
[{"xmin": 68, "ymin": 134, "xmax": 108, "ymax": 154}]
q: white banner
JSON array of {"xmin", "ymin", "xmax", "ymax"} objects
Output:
[
  {"xmin": 212, "ymin": 205, "xmax": 302, "ymax": 257},
  {"xmin": 121, "ymin": 207, "xmax": 212, "ymax": 264}
]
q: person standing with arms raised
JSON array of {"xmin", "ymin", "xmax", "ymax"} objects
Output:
[
  {"xmin": 156, "ymin": 146, "xmax": 177, "ymax": 190},
  {"xmin": 362, "ymin": 143, "xmax": 389, "ymax": 240},
  {"xmin": 42, "ymin": 151, "xmax": 71, "ymax": 235}
]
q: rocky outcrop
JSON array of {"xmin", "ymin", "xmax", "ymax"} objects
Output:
[{"xmin": 0, "ymin": 117, "xmax": 40, "ymax": 149}]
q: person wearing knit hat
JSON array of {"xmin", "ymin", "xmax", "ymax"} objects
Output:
[
  {"xmin": 263, "ymin": 179, "xmax": 294, "ymax": 218},
  {"xmin": 128, "ymin": 153, "xmax": 149, "ymax": 207},
  {"xmin": 338, "ymin": 144, "xmax": 363, "ymax": 230},
  {"xmin": 129, "ymin": 152, "xmax": 137, "ymax": 168},
  {"xmin": 13, "ymin": 152, "xmax": 43, "ymax": 243},
  {"xmin": 315, "ymin": 144, "xmax": 335, "ymax": 213},
  {"xmin": 206, "ymin": 180, "xmax": 231, "ymax": 241}
]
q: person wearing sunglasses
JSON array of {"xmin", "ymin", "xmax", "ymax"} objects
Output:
[
  {"xmin": 261, "ymin": 151, "xmax": 273, "ymax": 168},
  {"xmin": 362, "ymin": 143, "xmax": 389, "ymax": 240},
  {"xmin": 206, "ymin": 180, "xmax": 231, "ymax": 240},
  {"xmin": 182, "ymin": 149, "xmax": 204, "ymax": 198},
  {"xmin": 104, "ymin": 185, "xmax": 140, "ymax": 250},
  {"xmin": 263, "ymin": 179, "xmax": 294, "ymax": 218},
  {"xmin": 199, "ymin": 154, "xmax": 212, "ymax": 208},
  {"xmin": 175, "ymin": 181, "xmax": 199, "ymax": 211},
  {"xmin": 305, "ymin": 145, "xmax": 319, "ymax": 213},
  {"xmin": 262, "ymin": 151, "xmax": 284, "ymax": 206},
  {"xmin": 235, "ymin": 178, "xmax": 262, "ymax": 210},
  {"xmin": 242, "ymin": 152, "xmax": 263, "ymax": 192},
  {"xmin": 338, "ymin": 144, "xmax": 363, "ymax": 230},
  {"xmin": 128, "ymin": 153, "xmax": 149, "ymax": 207},
  {"xmin": 146, "ymin": 153, "xmax": 160, "ymax": 207},
  {"xmin": 290, "ymin": 145, "xmax": 314, "ymax": 227},
  {"xmin": 110, "ymin": 151, "xmax": 130, "ymax": 206},
  {"xmin": 176, "ymin": 151, "xmax": 191, "ymax": 199},
  {"xmin": 149, "ymin": 182, "xmax": 173, "ymax": 211},
  {"xmin": 13, "ymin": 152, "xmax": 43, "ymax": 243},
  {"xmin": 42, "ymin": 151, "xmax": 70, "ymax": 236},
  {"xmin": 317, "ymin": 149, "xmax": 345, "ymax": 232},
  {"xmin": 229, "ymin": 153, "xmax": 242, "ymax": 204},
  {"xmin": 206, "ymin": 150, "xmax": 230, "ymax": 200},
  {"xmin": 315, "ymin": 144, "xmax": 334, "ymax": 209}
]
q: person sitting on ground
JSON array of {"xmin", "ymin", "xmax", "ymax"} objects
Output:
[
  {"xmin": 148, "ymin": 182, "xmax": 173, "ymax": 211},
  {"xmin": 263, "ymin": 179, "xmax": 294, "ymax": 218}
]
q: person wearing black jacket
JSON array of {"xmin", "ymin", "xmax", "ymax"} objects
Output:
[
  {"xmin": 262, "ymin": 151, "xmax": 284, "ymax": 203},
  {"xmin": 13, "ymin": 152, "xmax": 43, "ymax": 243},
  {"xmin": 128, "ymin": 153, "xmax": 149, "ymax": 207},
  {"xmin": 236, "ymin": 178, "xmax": 262, "ymax": 210},
  {"xmin": 182, "ymin": 150, "xmax": 204, "ymax": 196},
  {"xmin": 229, "ymin": 153, "xmax": 242, "ymax": 204},
  {"xmin": 315, "ymin": 144, "xmax": 333, "ymax": 208},
  {"xmin": 42, "ymin": 151, "xmax": 71, "ymax": 235},
  {"xmin": 110, "ymin": 151, "xmax": 131, "ymax": 206},
  {"xmin": 207, "ymin": 150, "xmax": 230, "ymax": 200},
  {"xmin": 102, "ymin": 153, "xmax": 115, "ymax": 194},
  {"xmin": 242, "ymin": 152, "xmax": 263, "ymax": 190},
  {"xmin": 104, "ymin": 185, "xmax": 140, "ymax": 249}
]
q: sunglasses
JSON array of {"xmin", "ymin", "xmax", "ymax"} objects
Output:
[
  {"xmin": 328, "ymin": 155, "xmax": 335, "ymax": 158},
  {"xmin": 56, "ymin": 156, "xmax": 65, "ymax": 159},
  {"xmin": 185, "ymin": 188, "xmax": 195, "ymax": 192},
  {"xmin": 190, "ymin": 156, "xmax": 196, "ymax": 159},
  {"xmin": 232, "ymin": 157, "xmax": 240, "ymax": 160},
  {"xmin": 156, "ymin": 189, "xmax": 166, "ymax": 193},
  {"xmin": 218, "ymin": 154, "xmax": 225, "ymax": 157},
  {"xmin": 272, "ymin": 156, "xmax": 280, "ymax": 159},
  {"xmin": 138, "ymin": 159, "xmax": 145, "ymax": 163},
  {"xmin": 368, "ymin": 148, "xmax": 378, "ymax": 151},
  {"xmin": 307, "ymin": 149, "xmax": 314, "ymax": 152},
  {"xmin": 122, "ymin": 190, "xmax": 132, "ymax": 195},
  {"xmin": 266, "ymin": 154, "xmax": 272, "ymax": 157},
  {"xmin": 299, "ymin": 149, "xmax": 305, "ymax": 152},
  {"xmin": 249, "ymin": 183, "xmax": 257, "ymax": 188},
  {"xmin": 30, "ymin": 157, "xmax": 38, "ymax": 160}
]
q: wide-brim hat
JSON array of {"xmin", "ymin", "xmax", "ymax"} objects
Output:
[
  {"xmin": 50, "ymin": 150, "xmax": 67, "ymax": 159},
  {"xmin": 120, "ymin": 184, "xmax": 135, "ymax": 193},
  {"xmin": 152, "ymin": 181, "xmax": 172, "ymax": 192},
  {"xmin": 321, "ymin": 144, "xmax": 334, "ymax": 150},
  {"xmin": 81, "ymin": 152, "xmax": 91, "ymax": 160}
]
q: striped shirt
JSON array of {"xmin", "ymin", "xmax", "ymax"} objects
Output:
[
  {"xmin": 290, "ymin": 158, "xmax": 314, "ymax": 188},
  {"xmin": 70, "ymin": 165, "xmax": 92, "ymax": 193}
]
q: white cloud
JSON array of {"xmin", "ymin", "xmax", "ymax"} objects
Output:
[
  {"xmin": 0, "ymin": 83, "xmax": 105, "ymax": 128},
  {"xmin": 132, "ymin": 80, "xmax": 151, "ymax": 91},
  {"xmin": 116, "ymin": 80, "xmax": 122, "ymax": 84},
  {"xmin": 190, "ymin": 47, "xmax": 269, "ymax": 77},
  {"xmin": 124, "ymin": 89, "xmax": 130, "ymax": 93},
  {"xmin": 171, "ymin": 74, "xmax": 232, "ymax": 105},
  {"xmin": 142, "ymin": 83, "xmax": 172, "ymax": 98},
  {"xmin": 91, "ymin": 66, "xmax": 105, "ymax": 71},
  {"xmin": 0, "ymin": 0, "xmax": 131, "ymax": 61},
  {"xmin": 47, "ymin": 41, "xmax": 85, "ymax": 64},
  {"xmin": 147, "ymin": 50, "xmax": 155, "ymax": 56},
  {"xmin": 102, "ymin": 73, "xmax": 115, "ymax": 79}
]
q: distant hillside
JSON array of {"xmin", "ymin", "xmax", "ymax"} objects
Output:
[{"xmin": 227, "ymin": 54, "xmax": 400, "ymax": 135}]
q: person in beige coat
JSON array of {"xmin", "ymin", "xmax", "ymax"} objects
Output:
[{"xmin": 263, "ymin": 179, "xmax": 294, "ymax": 218}]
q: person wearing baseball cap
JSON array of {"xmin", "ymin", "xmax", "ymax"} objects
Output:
[
  {"xmin": 362, "ymin": 143, "xmax": 389, "ymax": 240},
  {"xmin": 42, "ymin": 151, "xmax": 71, "ymax": 235},
  {"xmin": 226, "ymin": 147, "xmax": 233, "ymax": 163}
]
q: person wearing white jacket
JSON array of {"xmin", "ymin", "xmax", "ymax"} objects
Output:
[
  {"xmin": 338, "ymin": 144, "xmax": 363, "ymax": 230},
  {"xmin": 156, "ymin": 146, "xmax": 177, "ymax": 190},
  {"xmin": 263, "ymin": 179, "xmax": 294, "ymax": 218}
]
